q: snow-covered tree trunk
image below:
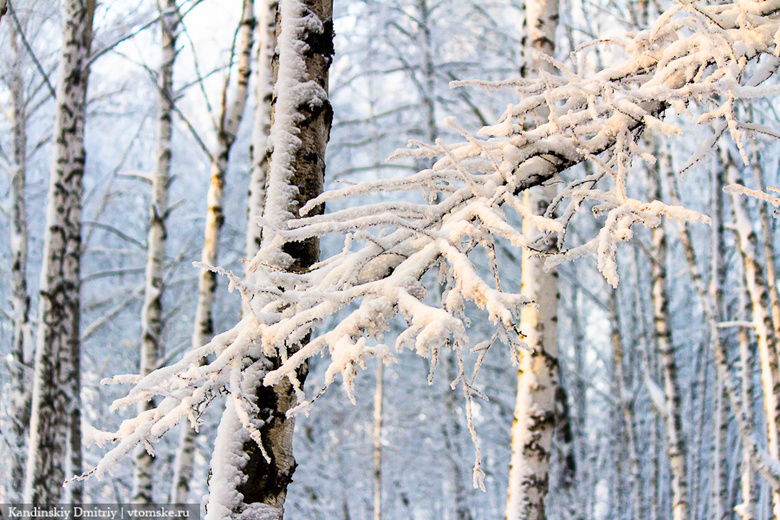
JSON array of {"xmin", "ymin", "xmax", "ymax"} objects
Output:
[
  {"xmin": 7, "ymin": 13, "xmax": 32, "ymax": 500},
  {"xmin": 205, "ymin": 0, "xmax": 332, "ymax": 518},
  {"xmin": 648, "ymin": 167, "xmax": 688, "ymax": 520},
  {"xmin": 245, "ymin": 0, "xmax": 277, "ymax": 269},
  {"xmin": 169, "ymin": 0, "xmax": 256, "ymax": 503},
  {"xmin": 725, "ymin": 150, "xmax": 780, "ymax": 519},
  {"xmin": 23, "ymin": 0, "xmax": 95, "ymax": 503},
  {"xmin": 132, "ymin": 0, "xmax": 179, "ymax": 503},
  {"xmin": 506, "ymin": 0, "xmax": 560, "ymax": 516}
]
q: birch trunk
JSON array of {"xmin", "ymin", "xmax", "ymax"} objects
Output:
[
  {"xmin": 205, "ymin": 0, "xmax": 332, "ymax": 517},
  {"xmin": 169, "ymin": 0, "xmax": 255, "ymax": 503},
  {"xmin": 738, "ymin": 271, "xmax": 758, "ymax": 520},
  {"xmin": 417, "ymin": 0, "xmax": 436, "ymax": 146},
  {"xmin": 132, "ymin": 0, "xmax": 179, "ymax": 503},
  {"xmin": 23, "ymin": 0, "xmax": 95, "ymax": 503},
  {"xmin": 506, "ymin": 0, "xmax": 559, "ymax": 517},
  {"xmin": 609, "ymin": 289, "xmax": 642, "ymax": 520},
  {"xmin": 245, "ymin": 0, "xmax": 277, "ymax": 268},
  {"xmin": 751, "ymin": 160, "xmax": 780, "ymax": 345},
  {"xmin": 665, "ymin": 149, "xmax": 774, "ymax": 511},
  {"xmin": 709, "ymin": 151, "xmax": 729, "ymax": 520},
  {"xmin": 648, "ymin": 166, "xmax": 689, "ymax": 520},
  {"xmin": 712, "ymin": 376, "xmax": 729, "ymax": 520},
  {"xmin": 725, "ymin": 150, "xmax": 780, "ymax": 519},
  {"xmin": 506, "ymin": 183, "xmax": 559, "ymax": 520},
  {"xmin": 7, "ymin": 13, "xmax": 32, "ymax": 500}
]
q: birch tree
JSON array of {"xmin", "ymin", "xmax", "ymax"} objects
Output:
[
  {"xmin": 709, "ymin": 156, "xmax": 729, "ymax": 520},
  {"xmin": 6, "ymin": 6, "xmax": 32, "ymax": 499},
  {"xmin": 648, "ymin": 165, "xmax": 688, "ymax": 520},
  {"xmin": 24, "ymin": 0, "xmax": 96, "ymax": 503},
  {"xmin": 132, "ymin": 0, "xmax": 180, "ymax": 503},
  {"xmin": 725, "ymin": 148, "xmax": 780, "ymax": 518},
  {"xmin": 245, "ymin": 0, "xmax": 277, "ymax": 269},
  {"xmin": 204, "ymin": 0, "xmax": 333, "ymax": 517},
  {"xmin": 506, "ymin": 0, "xmax": 560, "ymax": 515},
  {"xmin": 169, "ymin": 0, "xmax": 256, "ymax": 503}
]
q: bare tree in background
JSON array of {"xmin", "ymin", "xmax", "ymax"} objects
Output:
[
  {"xmin": 6, "ymin": 2, "xmax": 32, "ymax": 500},
  {"xmin": 170, "ymin": 0, "xmax": 256, "ymax": 502},
  {"xmin": 132, "ymin": 0, "xmax": 180, "ymax": 503}
]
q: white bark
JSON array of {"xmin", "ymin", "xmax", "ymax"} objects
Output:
[
  {"xmin": 171, "ymin": 0, "xmax": 256, "ymax": 503},
  {"xmin": 7, "ymin": 13, "xmax": 32, "ymax": 500},
  {"xmin": 710, "ymin": 154, "xmax": 729, "ymax": 520},
  {"xmin": 738, "ymin": 273, "xmax": 758, "ymax": 520},
  {"xmin": 24, "ymin": 0, "xmax": 95, "ymax": 503},
  {"xmin": 609, "ymin": 290, "xmax": 642, "ymax": 520},
  {"xmin": 726, "ymin": 150, "xmax": 780, "ymax": 519},
  {"xmin": 751, "ymin": 160, "xmax": 780, "ymax": 350},
  {"xmin": 245, "ymin": 0, "xmax": 277, "ymax": 269},
  {"xmin": 666, "ymin": 148, "xmax": 776, "ymax": 507},
  {"xmin": 373, "ymin": 361, "xmax": 383, "ymax": 520},
  {"xmin": 648, "ymin": 167, "xmax": 689, "ymax": 520},
  {"xmin": 506, "ymin": 181, "xmax": 560, "ymax": 520},
  {"xmin": 132, "ymin": 0, "xmax": 179, "ymax": 503},
  {"xmin": 506, "ymin": 0, "xmax": 559, "ymax": 516},
  {"xmin": 712, "ymin": 376, "xmax": 729, "ymax": 520}
]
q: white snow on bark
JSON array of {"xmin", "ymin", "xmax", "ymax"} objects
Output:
[{"xmin": 259, "ymin": 0, "xmax": 328, "ymax": 268}]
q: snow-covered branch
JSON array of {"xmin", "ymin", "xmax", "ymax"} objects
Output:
[{"xmin": 90, "ymin": 0, "xmax": 780, "ymax": 484}]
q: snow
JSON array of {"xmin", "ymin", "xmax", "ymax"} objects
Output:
[
  {"xmin": 261, "ymin": 0, "xmax": 328, "ymax": 269},
  {"xmin": 204, "ymin": 398, "xmax": 250, "ymax": 520}
]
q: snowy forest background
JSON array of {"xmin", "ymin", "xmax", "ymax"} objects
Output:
[{"xmin": 3, "ymin": 0, "xmax": 780, "ymax": 518}]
